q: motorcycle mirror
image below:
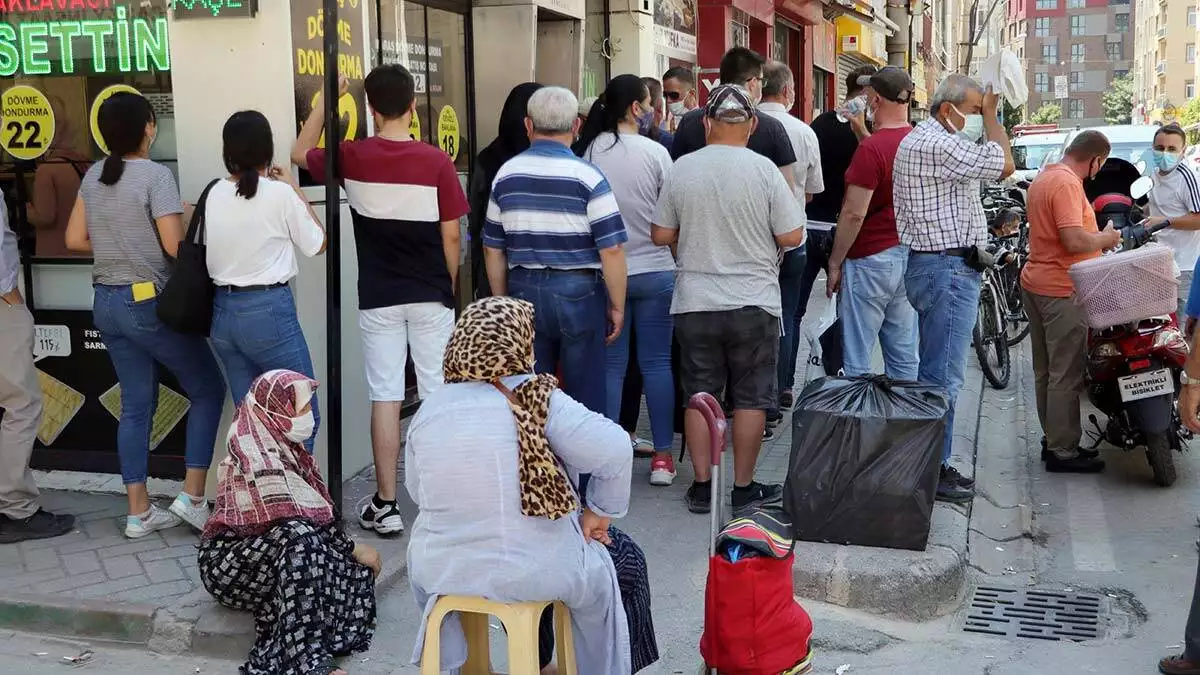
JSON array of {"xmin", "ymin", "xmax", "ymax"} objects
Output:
[
  {"xmin": 1131, "ymin": 176, "xmax": 1153, "ymax": 200},
  {"xmin": 1135, "ymin": 160, "xmax": 1148, "ymax": 175}
]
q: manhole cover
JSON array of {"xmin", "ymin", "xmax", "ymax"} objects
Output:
[{"xmin": 963, "ymin": 586, "xmax": 1107, "ymax": 641}]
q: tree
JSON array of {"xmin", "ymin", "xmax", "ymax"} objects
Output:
[
  {"xmin": 1181, "ymin": 97, "xmax": 1200, "ymax": 144},
  {"xmin": 1102, "ymin": 74, "xmax": 1134, "ymax": 125},
  {"xmin": 1002, "ymin": 100, "xmax": 1024, "ymax": 137},
  {"xmin": 1029, "ymin": 103, "xmax": 1062, "ymax": 125}
]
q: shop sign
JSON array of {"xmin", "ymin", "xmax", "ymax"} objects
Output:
[
  {"xmin": 1, "ymin": 84, "xmax": 55, "ymax": 160},
  {"xmin": 653, "ymin": 25, "xmax": 696, "ymax": 62},
  {"xmin": 379, "ymin": 38, "xmax": 443, "ymax": 96},
  {"xmin": 653, "ymin": 0, "xmax": 697, "ymax": 61},
  {"xmin": 169, "ymin": 0, "xmax": 257, "ymax": 19},
  {"xmin": 409, "ymin": 108, "xmax": 420, "ymax": 140},
  {"xmin": 841, "ymin": 34, "xmax": 859, "ymax": 53},
  {"xmin": 291, "ymin": 0, "xmax": 367, "ymax": 142},
  {"xmin": 33, "ymin": 309, "xmax": 189, "ymax": 455},
  {"xmin": 438, "ymin": 105, "xmax": 459, "ymax": 161},
  {"xmin": 0, "ymin": 2, "xmax": 171, "ymax": 77}
]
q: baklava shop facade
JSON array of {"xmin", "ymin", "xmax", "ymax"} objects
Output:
[{"xmin": 0, "ymin": 0, "xmax": 581, "ymax": 483}]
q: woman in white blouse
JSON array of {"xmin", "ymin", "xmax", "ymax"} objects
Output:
[{"xmin": 205, "ymin": 111, "xmax": 326, "ymax": 451}]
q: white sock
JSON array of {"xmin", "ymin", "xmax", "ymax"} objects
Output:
[
  {"xmin": 179, "ymin": 493, "xmax": 204, "ymax": 506},
  {"xmin": 132, "ymin": 508, "xmax": 152, "ymax": 521}
]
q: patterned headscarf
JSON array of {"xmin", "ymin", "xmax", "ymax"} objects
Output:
[
  {"xmin": 203, "ymin": 370, "xmax": 335, "ymax": 539},
  {"xmin": 443, "ymin": 297, "xmax": 579, "ymax": 520}
]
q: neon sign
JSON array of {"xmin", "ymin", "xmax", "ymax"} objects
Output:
[
  {"xmin": 170, "ymin": 0, "xmax": 257, "ymax": 19},
  {"xmin": 0, "ymin": 3, "xmax": 170, "ymax": 76}
]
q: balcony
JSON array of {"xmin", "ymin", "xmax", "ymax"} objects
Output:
[
  {"xmin": 1157, "ymin": 60, "xmax": 1168, "ymax": 74},
  {"xmin": 1157, "ymin": 27, "xmax": 1168, "ymax": 40}
]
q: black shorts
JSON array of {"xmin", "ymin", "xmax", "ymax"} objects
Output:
[{"xmin": 675, "ymin": 307, "xmax": 780, "ymax": 411}]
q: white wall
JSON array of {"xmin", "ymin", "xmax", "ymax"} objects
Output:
[{"xmin": 168, "ymin": 4, "xmax": 374, "ymax": 489}]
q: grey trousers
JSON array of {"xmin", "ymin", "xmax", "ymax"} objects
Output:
[
  {"xmin": 0, "ymin": 301, "xmax": 42, "ymax": 519},
  {"xmin": 1181, "ymin": 270, "xmax": 1194, "ymax": 320},
  {"xmin": 1187, "ymin": 553, "xmax": 1200, "ymax": 660},
  {"xmin": 1023, "ymin": 289, "xmax": 1089, "ymax": 459}
]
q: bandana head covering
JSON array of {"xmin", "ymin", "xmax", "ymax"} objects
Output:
[
  {"xmin": 203, "ymin": 370, "xmax": 336, "ymax": 539},
  {"xmin": 443, "ymin": 297, "xmax": 579, "ymax": 520}
]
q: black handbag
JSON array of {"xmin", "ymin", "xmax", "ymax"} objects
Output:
[{"xmin": 156, "ymin": 179, "xmax": 220, "ymax": 335}]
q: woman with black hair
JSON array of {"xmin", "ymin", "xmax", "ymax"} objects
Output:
[
  {"xmin": 204, "ymin": 111, "xmax": 327, "ymax": 452},
  {"xmin": 65, "ymin": 92, "xmax": 227, "ymax": 539},
  {"xmin": 575, "ymin": 75, "xmax": 678, "ymax": 487},
  {"xmin": 467, "ymin": 82, "xmax": 543, "ymax": 299}
]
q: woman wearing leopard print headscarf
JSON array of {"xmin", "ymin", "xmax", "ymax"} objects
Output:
[{"xmin": 405, "ymin": 296, "xmax": 659, "ymax": 675}]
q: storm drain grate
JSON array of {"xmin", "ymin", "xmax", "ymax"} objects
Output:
[{"xmin": 962, "ymin": 586, "xmax": 1107, "ymax": 642}]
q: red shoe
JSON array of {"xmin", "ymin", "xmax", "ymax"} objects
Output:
[
  {"xmin": 1161, "ymin": 655, "xmax": 1200, "ymax": 674},
  {"xmin": 649, "ymin": 456, "xmax": 676, "ymax": 486}
]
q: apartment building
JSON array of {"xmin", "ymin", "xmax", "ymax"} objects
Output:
[
  {"xmin": 1133, "ymin": 0, "xmax": 1195, "ymax": 122},
  {"xmin": 1002, "ymin": 0, "xmax": 1135, "ymax": 128}
]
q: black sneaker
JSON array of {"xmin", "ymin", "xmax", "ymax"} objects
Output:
[
  {"xmin": 0, "ymin": 509, "xmax": 75, "ymax": 544},
  {"xmin": 686, "ymin": 481, "xmax": 712, "ymax": 514},
  {"xmin": 731, "ymin": 481, "xmax": 784, "ymax": 512},
  {"xmin": 942, "ymin": 465, "xmax": 975, "ymax": 489},
  {"xmin": 359, "ymin": 496, "xmax": 405, "ymax": 537},
  {"xmin": 780, "ymin": 391, "xmax": 794, "ymax": 411},
  {"xmin": 762, "ymin": 425, "xmax": 776, "ymax": 441},
  {"xmin": 766, "ymin": 410, "xmax": 784, "ymax": 426},
  {"xmin": 935, "ymin": 474, "xmax": 975, "ymax": 504},
  {"xmin": 1045, "ymin": 453, "xmax": 1106, "ymax": 474}
]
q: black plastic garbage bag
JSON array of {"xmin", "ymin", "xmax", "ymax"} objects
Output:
[{"xmin": 784, "ymin": 375, "xmax": 950, "ymax": 551}]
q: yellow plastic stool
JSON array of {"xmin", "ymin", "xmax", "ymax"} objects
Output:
[{"xmin": 420, "ymin": 595, "xmax": 578, "ymax": 675}]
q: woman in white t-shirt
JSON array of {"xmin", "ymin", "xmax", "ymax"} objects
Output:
[
  {"xmin": 206, "ymin": 111, "xmax": 327, "ymax": 450},
  {"xmin": 574, "ymin": 75, "xmax": 678, "ymax": 487}
]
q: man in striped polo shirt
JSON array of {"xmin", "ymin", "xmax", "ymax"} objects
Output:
[{"xmin": 483, "ymin": 86, "xmax": 628, "ymax": 415}]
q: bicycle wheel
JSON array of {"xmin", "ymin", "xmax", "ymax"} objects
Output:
[
  {"xmin": 1000, "ymin": 264, "xmax": 1030, "ymax": 346},
  {"xmin": 975, "ymin": 286, "xmax": 1011, "ymax": 389}
]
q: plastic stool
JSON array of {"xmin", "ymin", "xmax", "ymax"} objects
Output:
[{"xmin": 420, "ymin": 595, "xmax": 578, "ymax": 675}]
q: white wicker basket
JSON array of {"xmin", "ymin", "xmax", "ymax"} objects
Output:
[{"xmin": 1068, "ymin": 243, "xmax": 1179, "ymax": 329}]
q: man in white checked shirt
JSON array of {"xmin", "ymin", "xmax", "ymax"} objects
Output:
[{"xmin": 893, "ymin": 74, "xmax": 1014, "ymax": 504}]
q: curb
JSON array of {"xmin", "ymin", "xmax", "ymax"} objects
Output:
[
  {"xmin": 790, "ymin": 369, "xmax": 987, "ymax": 620},
  {"xmin": 0, "ymin": 592, "xmax": 156, "ymax": 643}
]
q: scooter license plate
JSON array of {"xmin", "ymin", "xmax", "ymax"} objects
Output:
[{"xmin": 1118, "ymin": 368, "xmax": 1173, "ymax": 402}]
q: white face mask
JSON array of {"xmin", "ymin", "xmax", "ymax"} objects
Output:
[
  {"xmin": 285, "ymin": 410, "xmax": 315, "ymax": 443},
  {"xmin": 668, "ymin": 100, "xmax": 687, "ymax": 116}
]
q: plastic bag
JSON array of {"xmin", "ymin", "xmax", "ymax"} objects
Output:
[
  {"xmin": 784, "ymin": 376, "xmax": 950, "ymax": 551},
  {"xmin": 804, "ymin": 294, "xmax": 843, "ymax": 381},
  {"xmin": 978, "ymin": 49, "xmax": 1028, "ymax": 107}
]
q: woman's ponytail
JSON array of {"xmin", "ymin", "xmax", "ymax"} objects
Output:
[
  {"xmin": 236, "ymin": 168, "xmax": 260, "ymax": 199},
  {"xmin": 98, "ymin": 155, "xmax": 125, "ymax": 186},
  {"xmin": 222, "ymin": 111, "xmax": 275, "ymax": 199}
]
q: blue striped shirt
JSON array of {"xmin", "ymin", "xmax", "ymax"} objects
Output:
[{"xmin": 483, "ymin": 140, "xmax": 627, "ymax": 269}]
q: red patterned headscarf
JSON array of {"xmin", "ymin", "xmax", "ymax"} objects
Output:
[{"xmin": 202, "ymin": 370, "xmax": 335, "ymax": 539}]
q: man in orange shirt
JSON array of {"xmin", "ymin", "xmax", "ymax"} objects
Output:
[{"xmin": 1021, "ymin": 130, "xmax": 1121, "ymax": 473}]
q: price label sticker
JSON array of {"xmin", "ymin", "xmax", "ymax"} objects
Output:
[
  {"xmin": 438, "ymin": 105, "xmax": 460, "ymax": 161},
  {"xmin": 90, "ymin": 84, "xmax": 141, "ymax": 155},
  {"xmin": 1, "ymin": 85, "xmax": 55, "ymax": 161},
  {"xmin": 33, "ymin": 324, "xmax": 71, "ymax": 362},
  {"xmin": 409, "ymin": 108, "xmax": 421, "ymax": 141}
]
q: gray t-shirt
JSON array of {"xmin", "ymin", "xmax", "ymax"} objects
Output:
[
  {"xmin": 654, "ymin": 144, "xmax": 803, "ymax": 317},
  {"xmin": 585, "ymin": 132, "xmax": 675, "ymax": 275},
  {"xmin": 80, "ymin": 159, "xmax": 182, "ymax": 287}
]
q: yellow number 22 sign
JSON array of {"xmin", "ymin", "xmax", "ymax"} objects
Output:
[{"xmin": 2, "ymin": 85, "xmax": 55, "ymax": 161}]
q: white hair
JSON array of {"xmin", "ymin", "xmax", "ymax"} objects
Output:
[
  {"xmin": 931, "ymin": 73, "xmax": 984, "ymax": 113},
  {"xmin": 527, "ymin": 86, "xmax": 579, "ymax": 134}
]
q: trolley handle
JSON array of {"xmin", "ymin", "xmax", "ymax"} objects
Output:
[{"xmin": 688, "ymin": 393, "xmax": 727, "ymax": 467}]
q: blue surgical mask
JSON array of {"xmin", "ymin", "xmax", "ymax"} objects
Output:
[
  {"xmin": 636, "ymin": 105, "xmax": 655, "ymax": 135},
  {"xmin": 1153, "ymin": 150, "xmax": 1181, "ymax": 173},
  {"xmin": 950, "ymin": 104, "xmax": 984, "ymax": 143}
]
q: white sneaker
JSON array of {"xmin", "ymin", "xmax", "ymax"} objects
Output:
[
  {"xmin": 125, "ymin": 505, "xmax": 183, "ymax": 539},
  {"xmin": 631, "ymin": 436, "xmax": 654, "ymax": 456},
  {"xmin": 359, "ymin": 498, "xmax": 404, "ymax": 537},
  {"xmin": 169, "ymin": 494, "xmax": 211, "ymax": 532}
]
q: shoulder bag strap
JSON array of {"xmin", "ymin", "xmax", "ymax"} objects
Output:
[{"xmin": 186, "ymin": 178, "xmax": 222, "ymax": 244}]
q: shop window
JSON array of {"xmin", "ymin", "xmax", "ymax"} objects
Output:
[
  {"xmin": 370, "ymin": 1, "xmax": 471, "ymax": 174},
  {"xmin": 812, "ymin": 69, "xmax": 831, "ymax": 116},
  {"xmin": 0, "ymin": 1, "xmax": 175, "ymax": 261},
  {"xmin": 583, "ymin": 0, "xmax": 610, "ymax": 100}
]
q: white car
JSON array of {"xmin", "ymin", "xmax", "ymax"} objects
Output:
[{"xmin": 1011, "ymin": 132, "xmax": 1067, "ymax": 183}]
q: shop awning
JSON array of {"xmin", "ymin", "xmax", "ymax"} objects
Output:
[{"xmin": 825, "ymin": 0, "xmax": 897, "ymax": 36}]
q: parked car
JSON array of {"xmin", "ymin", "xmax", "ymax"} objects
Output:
[
  {"xmin": 1011, "ymin": 131, "xmax": 1067, "ymax": 183},
  {"xmin": 1060, "ymin": 125, "xmax": 1158, "ymax": 175}
]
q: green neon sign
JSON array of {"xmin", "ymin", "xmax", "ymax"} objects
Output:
[{"xmin": 0, "ymin": 4, "xmax": 170, "ymax": 76}]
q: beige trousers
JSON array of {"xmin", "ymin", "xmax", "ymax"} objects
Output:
[
  {"xmin": 0, "ymin": 301, "xmax": 42, "ymax": 519},
  {"xmin": 1023, "ymin": 289, "xmax": 1090, "ymax": 459}
]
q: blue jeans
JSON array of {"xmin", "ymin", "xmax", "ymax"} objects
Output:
[
  {"xmin": 904, "ymin": 252, "xmax": 981, "ymax": 464},
  {"xmin": 840, "ymin": 245, "xmax": 919, "ymax": 380},
  {"xmin": 785, "ymin": 229, "xmax": 834, "ymax": 393},
  {"xmin": 92, "ymin": 284, "xmax": 227, "ymax": 484},
  {"xmin": 210, "ymin": 285, "xmax": 319, "ymax": 452},
  {"xmin": 605, "ymin": 271, "xmax": 675, "ymax": 450},
  {"xmin": 509, "ymin": 268, "xmax": 608, "ymax": 415}
]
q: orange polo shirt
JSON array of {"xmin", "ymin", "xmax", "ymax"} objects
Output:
[{"xmin": 1020, "ymin": 163, "xmax": 1101, "ymax": 298}]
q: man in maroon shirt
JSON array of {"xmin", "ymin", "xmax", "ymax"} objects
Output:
[{"xmin": 826, "ymin": 66, "xmax": 920, "ymax": 382}]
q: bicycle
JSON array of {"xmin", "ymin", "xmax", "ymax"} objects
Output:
[{"xmin": 973, "ymin": 239, "xmax": 1022, "ymax": 389}]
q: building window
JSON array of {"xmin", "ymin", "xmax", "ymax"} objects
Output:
[
  {"xmin": 730, "ymin": 10, "xmax": 750, "ymax": 48},
  {"xmin": 1035, "ymin": 0, "xmax": 1057, "ymax": 8},
  {"xmin": 1189, "ymin": 44, "xmax": 1197, "ymax": 64},
  {"xmin": 1115, "ymin": 13, "xmax": 1129, "ymax": 32},
  {"xmin": 1043, "ymin": 43, "xmax": 1057, "ymax": 64},
  {"xmin": 1070, "ymin": 71, "xmax": 1084, "ymax": 87},
  {"xmin": 1035, "ymin": 17, "xmax": 1050, "ymax": 36},
  {"xmin": 1107, "ymin": 41, "xmax": 1123, "ymax": 60},
  {"xmin": 1069, "ymin": 99, "xmax": 1085, "ymax": 118},
  {"xmin": 1035, "ymin": 73, "xmax": 1050, "ymax": 92},
  {"xmin": 1070, "ymin": 15, "xmax": 1085, "ymax": 35},
  {"xmin": 1068, "ymin": 0, "xmax": 1085, "ymax": 7},
  {"xmin": 1191, "ymin": 7, "xmax": 1198, "ymax": 27},
  {"xmin": 1071, "ymin": 43, "xmax": 1085, "ymax": 62},
  {"xmin": 1189, "ymin": 80, "xmax": 1197, "ymax": 99},
  {"xmin": 1114, "ymin": 69, "xmax": 1128, "ymax": 79}
]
